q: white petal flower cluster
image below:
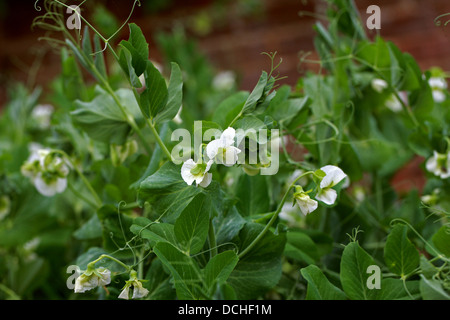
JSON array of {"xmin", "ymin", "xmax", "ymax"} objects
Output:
[
  {"xmin": 213, "ymin": 71, "xmax": 236, "ymax": 91},
  {"xmin": 118, "ymin": 272, "xmax": 149, "ymax": 300},
  {"xmin": 293, "ymin": 186, "xmax": 318, "ymax": 216},
  {"xmin": 371, "ymin": 78, "xmax": 388, "ymax": 93},
  {"xmin": 370, "ymin": 78, "xmax": 408, "ymax": 112},
  {"xmin": 181, "ymin": 159, "xmax": 214, "ymax": 188},
  {"xmin": 428, "ymin": 77, "xmax": 447, "ymax": 103},
  {"xmin": 315, "ymin": 165, "xmax": 348, "ymax": 205},
  {"xmin": 31, "ymin": 104, "xmax": 54, "ymax": 130},
  {"xmin": 21, "ymin": 148, "xmax": 70, "ymax": 197},
  {"xmin": 426, "ymin": 151, "xmax": 450, "ymax": 179},
  {"xmin": 292, "ymin": 165, "xmax": 347, "ymax": 216},
  {"xmin": 181, "ymin": 127, "xmax": 241, "ymax": 188},
  {"xmin": 206, "ymin": 127, "xmax": 241, "ymax": 167},
  {"xmin": 74, "ymin": 267, "xmax": 111, "ymax": 293}
]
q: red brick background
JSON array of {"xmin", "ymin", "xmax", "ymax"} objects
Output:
[{"xmin": 1, "ymin": 0, "xmax": 449, "ymax": 105}]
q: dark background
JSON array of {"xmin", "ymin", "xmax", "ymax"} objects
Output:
[{"xmin": 0, "ymin": 0, "xmax": 450, "ymax": 108}]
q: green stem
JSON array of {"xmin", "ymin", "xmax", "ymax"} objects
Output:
[
  {"xmin": 52, "ymin": 150, "xmax": 102, "ymax": 208},
  {"xmin": 147, "ymin": 118, "xmax": 173, "ymax": 161},
  {"xmin": 228, "ymin": 111, "xmax": 243, "ymax": 127},
  {"xmin": 238, "ymin": 171, "xmax": 314, "ymax": 259},
  {"xmin": 88, "ymin": 254, "xmax": 131, "ymax": 272},
  {"xmin": 209, "ymin": 218, "xmax": 218, "ymax": 258}
]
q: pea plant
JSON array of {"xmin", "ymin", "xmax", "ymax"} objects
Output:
[{"xmin": 0, "ymin": 0, "xmax": 449, "ymax": 300}]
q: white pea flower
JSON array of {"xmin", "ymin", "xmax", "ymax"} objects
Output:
[
  {"xmin": 429, "ymin": 77, "xmax": 447, "ymax": 103},
  {"xmin": 421, "ymin": 188, "xmax": 440, "ymax": 205},
  {"xmin": 181, "ymin": 159, "xmax": 213, "ymax": 188},
  {"xmin": 315, "ymin": 165, "xmax": 347, "ymax": 205},
  {"xmin": 385, "ymin": 94, "xmax": 403, "ymax": 112},
  {"xmin": 21, "ymin": 148, "xmax": 50, "ymax": 180},
  {"xmin": 293, "ymin": 186, "xmax": 318, "ymax": 216},
  {"xmin": 428, "ymin": 77, "xmax": 447, "ymax": 90},
  {"xmin": 21, "ymin": 148, "xmax": 70, "ymax": 197},
  {"xmin": 33, "ymin": 171, "xmax": 68, "ymax": 197},
  {"xmin": 371, "ymin": 78, "xmax": 388, "ymax": 93},
  {"xmin": 425, "ymin": 151, "xmax": 450, "ymax": 179},
  {"xmin": 206, "ymin": 127, "xmax": 241, "ymax": 166},
  {"xmin": 213, "ymin": 71, "xmax": 235, "ymax": 91},
  {"xmin": 118, "ymin": 276, "xmax": 149, "ymax": 300},
  {"xmin": 74, "ymin": 267, "xmax": 111, "ymax": 293},
  {"xmin": 31, "ymin": 104, "xmax": 53, "ymax": 129}
]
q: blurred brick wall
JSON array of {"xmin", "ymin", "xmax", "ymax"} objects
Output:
[{"xmin": 1, "ymin": 0, "xmax": 450, "ymax": 106}]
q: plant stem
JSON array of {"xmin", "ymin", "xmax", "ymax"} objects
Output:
[
  {"xmin": 53, "ymin": 150, "xmax": 102, "ymax": 208},
  {"xmin": 88, "ymin": 254, "xmax": 131, "ymax": 272},
  {"xmin": 238, "ymin": 171, "xmax": 314, "ymax": 259},
  {"xmin": 90, "ymin": 66, "xmax": 153, "ymax": 156},
  {"xmin": 147, "ymin": 118, "xmax": 173, "ymax": 161},
  {"xmin": 209, "ymin": 218, "xmax": 218, "ymax": 258}
]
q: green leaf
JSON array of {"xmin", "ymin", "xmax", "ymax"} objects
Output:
[
  {"xmin": 119, "ymin": 46, "xmax": 143, "ymax": 88},
  {"xmin": 374, "ymin": 279, "xmax": 420, "ymax": 300},
  {"xmin": 420, "ymin": 275, "xmax": 450, "ymax": 300},
  {"xmin": 118, "ymin": 23, "xmax": 149, "ymax": 77},
  {"xmin": 65, "ymin": 39, "xmax": 92, "ymax": 77},
  {"xmin": 193, "ymin": 120, "xmax": 222, "ymax": 142},
  {"xmin": 233, "ymin": 115, "xmax": 267, "ymax": 145},
  {"xmin": 73, "ymin": 214, "xmax": 102, "ymax": 240},
  {"xmin": 93, "ymin": 34, "xmax": 107, "ymax": 80},
  {"xmin": 204, "ymin": 250, "xmax": 239, "ymax": 295},
  {"xmin": 300, "ymin": 265, "xmax": 347, "ymax": 300},
  {"xmin": 174, "ymin": 193, "xmax": 211, "ymax": 255},
  {"xmin": 71, "ymin": 88, "xmax": 141, "ymax": 144},
  {"xmin": 152, "ymin": 242, "xmax": 204, "ymax": 300},
  {"xmin": 61, "ymin": 48, "xmax": 87, "ymax": 101},
  {"xmin": 284, "ymin": 231, "xmax": 319, "ymax": 265},
  {"xmin": 241, "ymin": 71, "xmax": 269, "ymax": 114},
  {"xmin": 212, "ymin": 91, "xmax": 249, "ymax": 128},
  {"xmin": 145, "ymin": 258, "xmax": 176, "ymax": 300},
  {"xmin": 81, "ymin": 26, "xmax": 94, "ymax": 64},
  {"xmin": 384, "ymin": 224, "xmax": 420, "ymax": 277},
  {"xmin": 130, "ymin": 217, "xmax": 178, "ymax": 248},
  {"xmin": 213, "ymin": 205, "xmax": 246, "ymax": 245},
  {"xmin": 128, "ymin": 23, "xmax": 149, "ymax": 66},
  {"xmin": 340, "ymin": 241, "xmax": 377, "ymax": 300},
  {"xmin": 154, "ymin": 62, "xmax": 183, "ymax": 123},
  {"xmin": 227, "ymin": 222, "xmax": 286, "ymax": 299},
  {"xmin": 138, "ymin": 162, "xmax": 203, "ymax": 223},
  {"xmin": 235, "ymin": 174, "xmax": 270, "ymax": 217},
  {"xmin": 432, "ymin": 225, "xmax": 450, "ymax": 257},
  {"xmin": 140, "ymin": 61, "xmax": 168, "ymax": 119},
  {"xmin": 265, "ymin": 96, "xmax": 309, "ymax": 126}
]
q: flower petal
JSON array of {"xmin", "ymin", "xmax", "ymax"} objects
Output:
[
  {"xmin": 132, "ymin": 282, "xmax": 149, "ymax": 299},
  {"xmin": 181, "ymin": 159, "xmax": 196, "ymax": 185},
  {"xmin": 425, "ymin": 152, "xmax": 438, "ymax": 174},
  {"xmin": 198, "ymin": 173, "xmax": 212, "ymax": 188},
  {"xmin": 222, "ymin": 146, "xmax": 241, "ymax": 166},
  {"xmin": 206, "ymin": 139, "xmax": 223, "ymax": 160},
  {"xmin": 320, "ymin": 165, "xmax": 346, "ymax": 189},
  {"xmin": 220, "ymin": 127, "xmax": 236, "ymax": 147},
  {"xmin": 315, "ymin": 188, "xmax": 337, "ymax": 205},
  {"xmin": 34, "ymin": 174, "xmax": 58, "ymax": 197},
  {"xmin": 295, "ymin": 195, "xmax": 318, "ymax": 216},
  {"xmin": 118, "ymin": 287, "xmax": 130, "ymax": 300}
]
